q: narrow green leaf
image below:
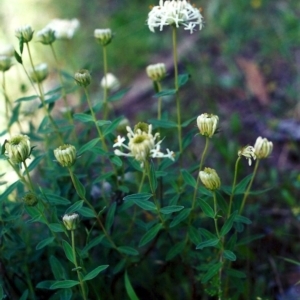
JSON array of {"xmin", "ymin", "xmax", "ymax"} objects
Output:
[
  {"xmin": 181, "ymin": 169, "xmax": 196, "ymax": 188},
  {"xmin": 189, "ymin": 226, "xmax": 202, "ymax": 245},
  {"xmin": 196, "ymin": 238, "xmax": 219, "ymax": 250},
  {"xmin": 36, "ymin": 280, "xmax": 56, "ymax": 289},
  {"xmin": 50, "ymin": 280, "xmax": 79, "ymax": 289},
  {"xmin": 78, "ymin": 206, "xmax": 96, "ymax": 218},
  {"xmin": 82, "ymin": 235, "xmax": 105, "ymax": 254},
  {"xmin": 25, "ymin": 155, "xmax": 44, "ymax": 173},
  {"xmin": 177, "ymin": 73, "xmax": 190, "ymax": 87},
  {"xmin": 160, "ymin": 205, "xmax": 184, "ymax": 215},
  {"xmin": 182, "ymin": 117, "xmax": 197, "ymax": 128},
  {"xmin": 73, "ymin": 113, "xmax": 94, "ymax": 123},
  {"xmin": 50, "ymin": 255, "xmax": 66, "ymax": 280},
  {"xmin": 14, "ymin": 50, "xmax": 23, "ymax": 64},
  {"xmin": 19, "ymin": 289, "xmax": 29, "ymax": 300},
  {"xmin": 77, "ymin": 138, "xmax": 99, "ymax": 156},
  {"xmin": 44, "ymin": 193, "xmax": 71, "ymax": 206},
  {"xmin": 237, "ymin": 234, "xmax": 264, "ymax": 246},
  {"xmin": 148, "ymin": 119, "xmax": 177, "ymax": 129},
  {"xmin": 170, "ymin": 208, "xmax": 191, "ymax": 228},
  {"xmin": 117, "ymin": 246, "xmax": 139, "ymax": 256},
  {"xmin": 105, "ymin": 202, "xmax": 117, "ymax": 230},
  {"xmin": 111, "ymin": 156, "xmax": 123, "ymax": 166},
  {"xmin": 65, "ymin": 201, "xmax": 84, "ymax": 215},
  {"xmin": 198, "ymin": 199, "xmax": 215, "ymax": 218},
  {"xmin": 154, "ymin": 89, "xmax": 176, "ymax": 97},
  {"xmin": 133, "ymin": 199, "xmax": 156, "ymax": 211},
  {"xmin": 124, "ymin": 193, "xmax": 152, "ymax": 202},
  {"xmin": 36, "ymin": 237, "xmax": 55, "ymax": 250},
  {"xmin": 223, "ymin": 250, "xmax": 236, "ymax": 261},
  {"xmin": 125, "ymin": 271, "xmax": 140, "ymax": 300},
  {"xmin": 0, "ymin": 180, "xmax": 20, "ymax": 202},
  {"xmin": 235, "ymin": 174, "xmax": 252, "ymax": 194},
  {"xmin": 166, "ymin": 241, "xmax": 185, "ymax": 261},
  {"xmin": 15, "ymin": 95, "xmax": 38, "ymax": 103},
  {"xmin": 220, "ymin": 211, "xmax": 237, "ymax": 237},
  {"xmin": 149, "ymin": 161, "xmax": 157, "ymax": 192},
  {"xmin": 82, "ymin": 265, "xmax": 109, "ymax": 281},
  {"xmin": 139, "ymin": 223, "xmax": 162, "ymax": 247},
  {"xmin": 234, "ymin": 215, "xmax": 252, "ymax": 225},
  {"xmin": 96, "ymin": 120, "xmax": 111, "ymax": 127},
  {"xmin": 62, "ymin": 240, "xmax": 74, "ymax": 264},
  {"xmin": 72, "ymin": 174, "xmax": 86, "ymax": 199},
  {"xmin": 48, "ymin": 223, "xmax": 65, "ymax": 233},
  {"xmin": 201, "ymin": 262, "xmax": 222, "ymax": 283},
  {"xmin": 108, "ymin": 88, "xmax": 130, "ymax": 102}
]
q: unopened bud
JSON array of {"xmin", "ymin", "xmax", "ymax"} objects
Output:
[
  {"xmin": 15, "ymin": 25, "xmax": 34, "ymax": 43},
  {"xmin": 197, "ymin": 113, "xmax": 219, "ymax": 138},
  {"xmin": 146, "ymin": 63, "xmax": 166, "ymax": 81},
  {"xmin": 199, "ymin": 167, "xmax": 221, "ymax": 191},
  {"xmin": 75, "ymin": 69, "xmax": 91, "ymax": 87},
  {"xmin": 37, "ymin": 28, "xmax": 56, "ymax": 45},
  {"xmin": 254, "ymin": 137, "xmax": 273, "ymax": 159},
  {"xmin": 94, "ymin": 28, "xmax": 113, "ymax": 46},
  {"xmin": 54, "ymin": 144, "xmax": 77, "ymax": 167},
  {"xmin": 63, "ymin": 213, "xmax": 79, "ymax": 230},
  {"xmin": 23, "ymin": 192, "xmax": 38, "ymax": 206},
  {"xmin": 30, "ymin": 63, "xmax": 48, "ymax": 83},
  {"xmin": 5, "ymin": 134, "xmax": 31, "ymax": 164}
]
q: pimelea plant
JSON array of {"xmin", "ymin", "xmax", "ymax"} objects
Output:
[{"xmin": 0, "ymin": 1, "xmax": 274, "ymax": 299}]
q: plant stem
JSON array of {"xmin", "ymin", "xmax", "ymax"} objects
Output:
[
  {"xmin": 228, "ymin": 156, "xmax": 241, "ymax": 218},
  {"xmin": 102, "ymin": 45, "xmax": 109, "ymax": 120},
  {"xmin": 156, "ymin": 81, "xmax": 162, "ymax": 120},
  {"xmin": 71, "ymin": 230, "xmax": 87, "ymax": 300},
  {"xmin": 23, "ymin": 161, "xmax": 35, "ymax": 193},
  {"xmin": 239, "ymin": 159, "xmax": 260, "ymax": 214}
]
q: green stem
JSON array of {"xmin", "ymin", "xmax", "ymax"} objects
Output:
[
  {"xmin": 23, "ymin": 161, "xmax": 35, "ymax": 192},
  {"xmin": 156, "ymin": 81, "xmax": 162, "ymax": 120},
  {"xmin": 228, "ymin": 157, "xmax": 241, "ymax": 218},
  {"xmin": 102, "ymin": 45, "xmax": 109, "ymax": 120},
  {"xmin": 71, "ymin": 230, "xmax": 87, "ymax": 300},
  {"xmin": 239, "ymin": 159, "xmax": 260, "ymax": 215}
]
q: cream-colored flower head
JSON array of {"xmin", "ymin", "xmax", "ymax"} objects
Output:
[
  {"xmin": 63, "ymin": 213, "xmax": 79, "ymax": 230},
  {"xmin": 0, "ymin": 56, "xmax": 13, "ymax": 72},
  {"xmin": 199, "ymin": 167, "xmax": 221, "ymax": 191},
  {"xmin": 75, "ymin": 69, "xmax": 91, "ymax": 87},
  {"xmin": 146, "ymin": 63, "xmax": 166, "ymax": 81},
  {"xmin": 254, "ymin": 137, "xmax": 273, "ymax": 159},
  {"xmin": 238, "ymin": 146, "xmax": 256, "ymax": 166},
  {"xmin": 197, "ymin": 113, "xmax": 219, "ymax": 138},
  {"xmin": 29, "ymin": 63, "xmax": 49, "ymax": 83},
  {"xmin": 15, "ymin": 25, "xmax": 34, "ymax": 43},
  {"xmin": 0, "ymin": 45, "xmax": 14, "ymax": 57},
  {"xmin": 37, "ymin": 27, "xmax": 56, "ymax": 45},
  {"xmin": 45, "ymin": 18, "xmax": 80, "ymax": 39},
  {"xmin": 5, "ymin": 134, "xmax": 31, "ymax": 164},
  {"xmin": 101, "ymin": 73, "xmax": 120, "ymax": 91},
  {"xmin": 147, "ymin": 0, "xmax": 204, "ymax": 33},
  {"xmin": 54, "ymin": 144, "xmax": 77, "ymax": 167},
  {"xmin": 94, "ymin": 28, "xmax": 112, "ymax": 46},
  {"xmin": 113, "ymin": 122, "xmax": 175, "ymax": 167}
]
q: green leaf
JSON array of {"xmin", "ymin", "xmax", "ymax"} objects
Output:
[
  {"xmin": 50, "ymin": 280, "xmax": 79, "ymax": 289},
  {"xmin": 0, "ymin": 180, "xmax": 20, "ymax": 202},
  {"xmin": 36, "ymin": 280, "xmax": 56, "ymax": 289},
  {"xmin": 77, "ymin": 138, "xmax": 100, "ymax": 156},
  {"xmin": 108, "ymin": 88, "xmax": 130, "ymax": 102},
  {"xmin": 96, "ymin": 120, "xmax": 111, "ymax": 127},
  {"xmin": 154, "ymin": 89, "xmax": 176, "ymax": 97},
  {"xmin": 15, "ymin": 95, "xmax": 38, "ymax": 103},
  {"xmin": 237, "ymin": 234, "xmax": 264, "ymax": 246},
  {"xmin": 234, "ymin": 215, "xmax": 252, "ymax": 225},
  {"xmin": 25, "ymin": 155, "xmax": 44, "ymax": 173},
  {"xmin": 111, "ymin": 156, "xmax": 123, "ymax": 166},
  {"xmin": 117, "ymin": 246, "xmax": 139, "ymax": 256},
  {"xmin": 14, "ymin": 50, "xmax": 23, "ymax": 64},
  {"xmin": 178, "ymin": 73, "xmax": 190, "ymax": 87},
  {"xmin": 44, "ymin": 193, "xmax": 71, "ymax": 206},
  {"xmin": 148, "ymin": 119, "xmax": 178, "ymax": 129},
  {"xmin": 181, "ymin": 169, "xmax": 196, "ymax": 188},
  {"xmin": 62, "ymin": 240, "xmax": 74, "ymax": 264},
  {"xmin": 72, "ymin": 174, "xmax": 86, "ymax": 199},
  {"xmin": 105, "ymin": 202, "xmax": 117, "ymax": 230},
  {"xmin": 20, "ymin": 289, "xmax": 28, "ymax": 300},
  {"xmin": 50, "ymin": 255, "xmax": 66, "ymax": 280},
  {"xmin": 196, "ymin": 238, "xmax": 219, "ymax": 250},
  {"xmin": 125, "ymin": 270, "xmax": 140, "ymax": 300},
  {"xmin": 182, "ymin": 117, "xmax": 197, "ymax": 128},
  {"xmin": 124, "ymin": 193, "xmax": 152, "ymax": 201},
  {"xmin": 36, "ymin": 237, "xmax": 55, "ymax": 250},
  {"xmin": 73, "ymin": 113, "xmax": 94, "ymax": 123},
  {"xmin": 82, "ymin": 235, "xmax": 105, "ymax": 254},
  {"xmin": 235, "ymin": 174, "xmax": 252, "ymax": 194},
  {"xmin": 282, "ymin": 257, "xmax": 300, "ymax": 267},
  {"xmin": 133, "ymin": 198, "xmax": 156, "ymax": 211},
  {"xmin": 223, "ymin": 250, "xmax": 236, "ymax": 261},
  {"xmin": 220, "ymin": 211, "xmax": 237, "ymax": 237},
  {"xmin": 225, "ymin": 268, "xmax": 246, "ymax": 278},
  {"xmin": 169, "ymin": 208, "xmax": 191, "ymax": 228},
  {"xmin": 189, "ymin": 226, "xmax": 202, "ymax": 245},
  {"xmin": 201, "ymin": 262, "xmax": 222, "ymax": 283},
  {"xmin": 149, "ymin": 161, "xmax": 157, "ymax": 192},
  {"xmin": 160, "ymin": 205, "xmax": 184, "ymax": 215},
  {"xmin": 78, "ymin": 206, "xmax": 96, "ymax": 218},
  {"xmin": 139, "ymin": 223, "xmax": 162, "ymax": 247},
  {"xmin": 65, "ymin": 201, "xmax": 84, "ymax": 215},
  {"xmin": 198, "ymin": 199, "xmax": 215, "ymax": 218},
  {"xmin": 48, "ymin": 223, "xmax": 65, "ymax": 233},
  {"xmin": 166, "ymin": 241, "xmax": 185, "ymax": 261},
  {"xmin": 82, "ymin": 265, "xmax": 109, "ymax": 281}
]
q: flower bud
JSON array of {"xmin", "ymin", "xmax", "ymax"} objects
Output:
[
  {"xmin": 54, "ymin": 144, "xmax": 77, "ymax": 167},
  {"xmin": 0, "ymin": 56, "xmax": 13, "ymax": 72},
  {"xmin": 36, "ymin": 28, "xmax": 56, "ymax": 45},
  {"xmin": 146, "ymin": 63, "xmax": 166, "ymax": 81},
  {"xmin": 238, "ymin": 145, "xmax": 256, "ymax": 166},
  {"xmin": 15, "ymin": 25, "xmax": 34, "ymax": 43},
  {"xmin": 23, "ymin": 192, "xmax": 38, "ymax": 206},
  {"xmin": 63, "ymin": 213, "xmax": 79, "ymax": 230},
  {"xmin": 100, "ymin": 73, "xmax": 120, "ymax": 91},
  {"xmin": 5, "ymin": 134, "xmax": 31, "ymax": 164},
  {"xmin": 29, "ymin": 63, "xmax": 49, "ymax": 83},
  {"xmin": 75, "ymin": 69, "xmax": 91, "ymax": 87},
  {"xmin": 94, "ymin": 28, "xmax": 113, "ymax": 46},
  {"xmin": 254, "ymin": 137, "xmax": 273, "ymax": 159},
  {"xmin": 199, "ymin": 167, "xmax": 221, "ymax": 191},
  {"xmin": 197, "ymin": 113, "xmax": 219, "ymax": 138}
]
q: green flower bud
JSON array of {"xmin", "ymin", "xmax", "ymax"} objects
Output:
[
  {"xmin": 199, "ymin": 167, "xmax": 221, "ymax": 191},
  {"xmin": 23, "ymin": 192, "xmax": 38, "ymax": 206},
  {"xmin": 15, "ymin": 25, "xmax": 34, "ymax": 43},
  {"xmin": 254, "ymin": 137, "xmax": 273, "ymax": 159},
  {"xmin": 63, "ymin": 213, "xmax": 79, "ymax": 230},
  {"xmin": 0, "ymin": 56, "xmax": 13, "ymax": 72},
  {"xmin": 146, "ymin": 63, "xmax": 166, "ymax": 81},
  {"xmin": 36, "ymin": 28, "xmax": 56, "ymax": 45},
  {"xmin": 5, "ymin": 134, "xmax": 31, "ymax": 164},
  {"xmin": 29, "ymin": 63, "xmax": 49, "ymax": 83},
  {"xmin": 94, "ymin": 28, "xmax": 112, "ymax": 46},
  {"xmin": 197, "ymin": 113, "xmax": 219, "ymax": 138},
  {"xmin": 54, "ymin": 144, "xmax": 77, "ymax": 167},
  {"xmin": 74, "ymin": 69, "xmax": 91, "ymax": 87}
]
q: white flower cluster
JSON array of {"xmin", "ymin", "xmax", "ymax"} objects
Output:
[
  {"xmin": 45, "ymin": 18, "xmax": 80, "ymax": 39},
  {"xmin": 147, "ymin": 0, "xmax": 203, "ymax": 34},
  {"xmin": 113, "ymin": 124, "xmax": 174, "ymax": 167}
]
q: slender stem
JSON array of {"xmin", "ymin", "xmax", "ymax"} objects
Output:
[
  {"xmin": 156, "ymin": 81, "xmax": 162, "ymax": 120},
  {"xmin": 23, "ymin": 161, "xmax": 35, "ymax": 192},
  {"xmin": 228, "ymin": 157, "xmax": 241, "ymax": 218},
  {"xmin": 102, "ymin": 45, "xmax": 109, "ymax": 120},
  {"xmin": 71, "ymin": 230, "xmax": 87, "ymax": 300},
  {"xmin": 239, "ymin": 159, "xmax": 260, "ymax": 214}
]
